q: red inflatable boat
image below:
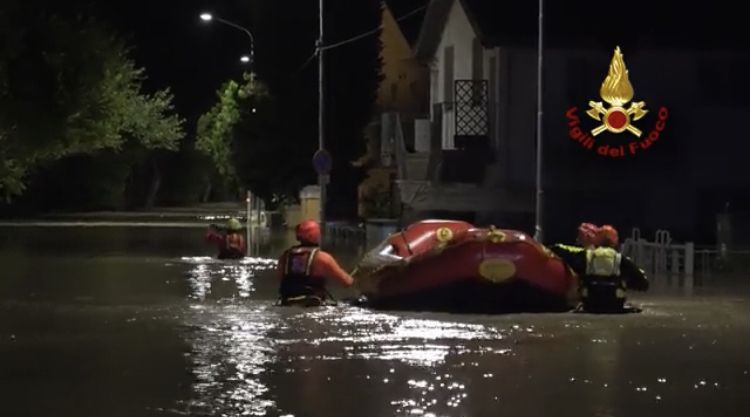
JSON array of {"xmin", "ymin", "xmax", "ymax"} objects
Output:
[{"xmin": 353, "ymin": 220, "xmax": 579, "ymax": 312}]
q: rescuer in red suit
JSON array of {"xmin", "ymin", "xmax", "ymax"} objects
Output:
[
  {"xmin": 205, "ymin": 217, "xmax": 247, "ymax": 260},
  {"xmin": 277, "ymin": 220, "xmax": 354, "ymax": 306}
]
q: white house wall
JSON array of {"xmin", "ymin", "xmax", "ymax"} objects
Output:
[
  {"xmin": 430, "ymin": 0, "xmax": 504, "ymax": 151},
  {"xmin": 432, "ymin": 0, "xmax": 475, "ymax": 104}
]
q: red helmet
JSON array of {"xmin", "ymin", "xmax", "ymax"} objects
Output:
[
  {"xmin": 576, "ymin": 222, "xmax": 599, "ymax": 247},
  {"xmin": 296, "ymin": 220, "xmax": 321, "ymax": 245},
  {"xmin": 597, "ymin": 225, "xmax": 619, "ymax": 247}
]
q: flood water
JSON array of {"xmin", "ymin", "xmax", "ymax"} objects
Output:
[{"xmin": 1, "ymin": 225, "xmax": 750, "ymax": 417}]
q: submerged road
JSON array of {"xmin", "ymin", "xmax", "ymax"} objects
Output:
[{"xmin": 0, "ymin": 226, "xmax": 748, "ymax": 417}]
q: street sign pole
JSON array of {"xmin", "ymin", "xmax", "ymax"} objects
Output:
[
  {"xmin": 251, "ymin": 190, "xmax": 253, "ymax": 256},
  {"xmin": 313, "ymin": 148, "xmax": 332, "ymax": 246}
]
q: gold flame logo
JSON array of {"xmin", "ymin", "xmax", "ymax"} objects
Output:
[
  {"xmin": 586, "ymin": 46, "xmax": 647, "ymax": 137},
  {"xmin": 600, "ymin": 47, "xmax": 633, "ymax": 107}
]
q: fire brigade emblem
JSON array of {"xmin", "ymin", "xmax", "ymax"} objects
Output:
[{"xmin": 586, "ymin": 46, "xmax": 647, "ymax": 137}]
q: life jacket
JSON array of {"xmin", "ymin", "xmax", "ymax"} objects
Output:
[
  {"xmin": 280, "ymin": 246, "xmax": 326, "ymax": 301},
  {"xmin": 585, "ymin": 247, "xmax": 622, "ymax": 277},
  {"xmin": 581, "ymin": 247, "xmax": 627, "ymax": 312},
  {"xmin": 219, "ymin": 233, "xmax": 245, "ymax": 259}
]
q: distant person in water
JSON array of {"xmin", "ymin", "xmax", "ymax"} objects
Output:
[
  {"xmin": 276, "ymin": 220, "xmax": 354, "ymax": 306},
  {"xmin": 205, "ymin": 217, "xmax": 246, "ymax": 260}
]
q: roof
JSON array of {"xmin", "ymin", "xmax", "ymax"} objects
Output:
[
  {"xmin": 416, "ymin": 0, "xmax": 750, "ymax": 59},
  {"xmin": 383, "ymin": 0, "xmax": 430, "ymax": 47},
  {"xmin": 413, "ymin": 0, "xmax": 453, "ymax": 60}
]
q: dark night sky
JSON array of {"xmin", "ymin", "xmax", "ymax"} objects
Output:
[
  {"xmin": 29, "ymin": 0, "xmax": 267, "ymax": 131},
  {"xmin": 59, "ymin": 0, "xmax": 420, "ymax": 132},
  {"xmin": 91, "ymin": 0, "xmax": 256, "ymax": 127}
]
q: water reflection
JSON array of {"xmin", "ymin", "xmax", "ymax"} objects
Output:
[
  {"xmin": 391, "ymin": 373, "xmax": 471, "ymax": 415},
  {"xmin": 182, "ymin": 256, "xmax": 276, "ymax": 301},
  {"xmin": 180, "ymin": 305, "xmax": 280, "ymax": 416},
  {"xmin": 283, "ymin": 308, "xmax": 513, "ymax": 367},
  {"xmin": 178, "ymin": 256, "xmax": 281, "ymax": 416},
  {"xmin": 264, "ymin": 307, "xmax": 530, "ymax": 416},
  {"xmin": 175, "ymin": 299, "xmax": 525, "ymax": 416}
]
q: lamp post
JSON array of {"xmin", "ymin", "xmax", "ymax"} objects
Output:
[
  {"xmin": 201, "ymin": 12, "xmax": 258, "ymax": 253},
  {"xmin": 318, "ymin": 0, "xmax": 327, "ymax": 244},
  {"xmin": 534, "ymin": 0, "xmax": 545, "ymax": 243},
  {"xmin": 200, "ymin": 12, "xmax": 256, "ymax": 67}
]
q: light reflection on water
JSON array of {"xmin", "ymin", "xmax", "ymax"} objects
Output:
[
  {"xmin": 182, "ymin": 256, "xmax": 276, "ymax": 301},
  {"xmin": 289, "ymin": 308, "xmax": 514, "ymax": 367},
  {"xmin": 178, "ymin": 257, "xmax": 282, "ymax": 415},
  {"xmin": 175, "ymin": 263, "xmax": 520, "ymax": 417},
  {"xmin": 180, "ymin": 305, "xmax": 281, "ymax": 416},
  {"xmin": 177, "ymin": 303, "xmax": 515, "ymax": 416}
]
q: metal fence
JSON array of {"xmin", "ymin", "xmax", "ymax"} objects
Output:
[
  {"xmin": 620, "ymin": 228, "xmax": 695, "ymax": 288},
  {"xmin": 621, "ymin": 227, "xmax": 750, "ymax": 290}
]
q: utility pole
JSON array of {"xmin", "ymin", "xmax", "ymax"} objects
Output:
[
  {"xmin": 318, "ymin": 0, "xmax": 327, "ymax": 245},
  {"xmin": 534, "ymin": 0, "xmax": 545, "ymax": 243}
]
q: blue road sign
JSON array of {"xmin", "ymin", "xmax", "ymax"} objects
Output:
[{"xmin": 313, "ymin": 149, "xmax": 332, "ymax": 175}]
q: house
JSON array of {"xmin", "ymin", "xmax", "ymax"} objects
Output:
[
  {"xmin": 401, "ymin": 0, "xmax": 750, "ymax": 243},
  {"xmin": 394, "ymin": 0, "xmax": 536, "ymax": 228},
  {"xmin": 356, "ymin": 0, "xmax": 430, "ymax": 220}
]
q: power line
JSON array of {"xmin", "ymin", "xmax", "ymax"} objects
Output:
[
  {"xmin": 320, "ymin": 5, "xmax": 427, "ymax": 51},
  {"xmin": 290, "ymin": 5, "xmax": 427, "ymax": 77},
  {"xmin": 292, "ymin": 48, "xmax": 319, "ymax": 76}
]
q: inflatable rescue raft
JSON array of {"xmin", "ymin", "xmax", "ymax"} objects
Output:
[{"xmin": 352, "ymin": 220, "xmax": 578, "ymax": 313}]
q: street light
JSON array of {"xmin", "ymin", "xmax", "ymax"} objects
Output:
[
  {"xmin": 534, "ymin": 0, "xmax": 545, "ymax": 243},
  {"xmin": 199, "ymin": 12, "xmax": 256, "ymax": 67}
]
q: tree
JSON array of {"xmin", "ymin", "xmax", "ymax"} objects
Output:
[
  {"xmin": 195, "ymin": 73, "xmax": 272, "ymax": 197},
  {"xmin": 0, "ymin": 8, "xmax": 184, "ymax": 201},
  {"xmin": 199, "ymin": 0, "xmax": 383, "ymax": 216}
]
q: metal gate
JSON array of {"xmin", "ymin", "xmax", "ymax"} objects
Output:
[{"xmin": 454, "ymin": 80, "xmax": 489, "ymax": 146}]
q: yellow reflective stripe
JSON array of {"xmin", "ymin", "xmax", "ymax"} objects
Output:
[
  {"xmin": 305, "ymin": 248, "xmax": 319, "ymax": 275},
  {"xmin": 557, "ymin": 244, "xmax": 585, "ymax": 253}
]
